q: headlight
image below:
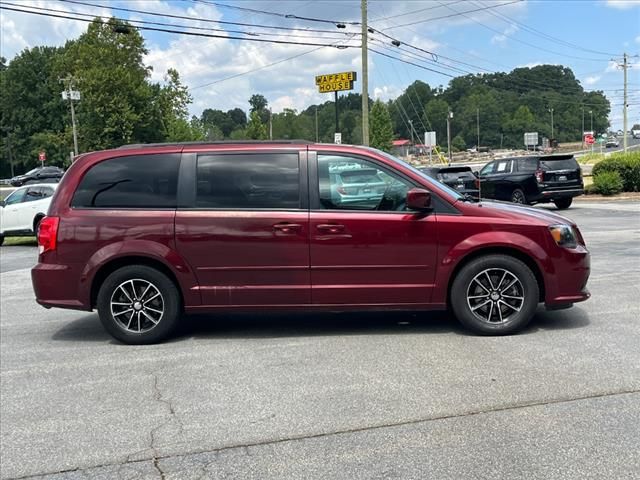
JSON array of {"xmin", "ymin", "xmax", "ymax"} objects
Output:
[{"xmin": 549, "ymin": 224, "xmax": 577, "ymax": 248}]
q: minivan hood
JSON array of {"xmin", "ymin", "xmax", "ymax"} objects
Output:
[{"xmin": 467, "ymin": 199, "xmax": 575, "ymax": 226}]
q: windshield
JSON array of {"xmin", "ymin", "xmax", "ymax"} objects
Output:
[
  {"xmin": 368, "ymin": 148, "xmax": 464, "ymax": 200},
  {"xmin": 25, "ymin": 168, "xmax": 40, "ymax": 175}
]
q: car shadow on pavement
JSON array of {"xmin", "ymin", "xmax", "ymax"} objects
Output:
[{"xmin": 51, "ymin": 307, "xmax": 590, "ymax": 343}]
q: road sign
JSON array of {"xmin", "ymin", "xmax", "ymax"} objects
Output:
[
  {"xmin": 38, "ymin": 151, "xmax": 46, "ymax": 161},
  {"xmin": 315, "ymin": 71, "xmax": 356, "ymax": 93},
  {"xmin": 334, "ymin": 133, "xmax": 342, "ymax": 144},
  {"xmin": 61, "ymin": 90, "xmax": 81, "ymax": 101},
  {"xmin": 524, "ymin": 132, "xmax": 538, "ymax": 146},
  {"xmin": 424, "ymin": 131, "xmax": 436, "ymax": 147},
  {"xmin": 584, "ymin": 134, "xmax": 595, "ymax": 145}
]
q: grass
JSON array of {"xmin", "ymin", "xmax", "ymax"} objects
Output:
[
  {"xmin": 2, "ymin": 236, "xmax": 37, "ymax": 246},
  {"xmin": 578, "ymin": 153, "xmax": 605, "ymax": 164}
]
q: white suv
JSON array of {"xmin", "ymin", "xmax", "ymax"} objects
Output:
[{"xmin": 0, "ymin": 184, "xmax": 57, "ymax": 246}]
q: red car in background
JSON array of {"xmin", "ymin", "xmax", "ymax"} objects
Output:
[{"xmin": 32, "ymin": 141, "xmax": 590, "ymax": 344}]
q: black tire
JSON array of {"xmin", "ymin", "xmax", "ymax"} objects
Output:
[
  {"xmin": 450, "ymin": 254, "xmax": 539, "ymax": 335},
  {"xmin": 33, "ymin": 215, "xmax": 44, "ymax": 235},
  {"xmin": 96, "ymin": 265, "xmax": 182, "ymax": 344},
  {"xmin": 510, "ymin": 188, "xmax": 527, "ymax": 205},
  {"xmin": 553, "ymin": 197, "xmax": 573, "ymax": 210}
]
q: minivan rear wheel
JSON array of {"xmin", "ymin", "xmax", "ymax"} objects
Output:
[
  {"xmin": 553, "ymin": 198, "xmax": 573, "ymax": 210},
  {"xmin": 97, "ymin": 265, "xmax": 181, "ymax": 344},
  {"xmin": 451, "ymin": 254, "xmax": 539, "ymax": 335}
]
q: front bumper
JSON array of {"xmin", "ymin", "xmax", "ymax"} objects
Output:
[{"xmin": 544, "ymin": 244, "xmax": 591, "ymax": 307}]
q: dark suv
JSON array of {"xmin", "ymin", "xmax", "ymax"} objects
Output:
[
  {"xmin": 418, "ymin": 165, "xmax": 479, "ymax": 198},
  {"xmin": 478, "ymin": 155, "xmax": 583, "ymax": 209},
  {"xmin": 10, "ymin": 166, "xmax": 64, "ymax": 187},
  {"xmin": 32, "ymin": 142, "xmax": 590, "ymax": 344}
]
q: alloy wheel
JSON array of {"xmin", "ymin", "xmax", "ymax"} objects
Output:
[
  {"xmin": 110, "ymin": 279, "xmax": 164, "ymax": 333},
  {"xmin": 466, "ymin": 268, "xmax": 525, "ymax": 324}
]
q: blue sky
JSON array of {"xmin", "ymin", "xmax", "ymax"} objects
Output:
[{"xmin": 1, "ymin": 0, "xmax": 639, "ymax": 128}]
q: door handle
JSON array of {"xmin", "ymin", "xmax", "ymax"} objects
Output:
[
  {"xmin": 316, "ymin": 224, "xmax": 345, "ymax": 234},
  {"xmin": 273, "ymin": 223, "xmax": 302, "ymax": 234}
]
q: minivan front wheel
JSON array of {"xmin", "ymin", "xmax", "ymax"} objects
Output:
[
  {"xmin": 97, "ymin": 265, "xmax": 181, "ymax": 344},
  {"xmin": 451, "ymin": 255, "xmax": 539, "ymax": 335}
]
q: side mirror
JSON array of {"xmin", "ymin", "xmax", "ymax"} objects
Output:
[
  {"xmin": 0, "ymin": 200, "xmax": 5, "ymax": 207},
  {"xmin": 473, "ymin": 171, "xmax": 480, "ymax": 177},
  {"xmin": 407, "ymin": 188, "xmax": 432, "ymax": 212}
]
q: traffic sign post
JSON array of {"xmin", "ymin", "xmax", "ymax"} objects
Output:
[{"xmin": 38, "ymin": 150, "xmax": 46, "ymax": 168}]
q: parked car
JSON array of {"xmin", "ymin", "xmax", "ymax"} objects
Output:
[
  {"xmin": 0, "ymin": 184, "xmax": 57, "ymax": 245},
  {"xmin": 605, "ymin": 137, "xmax": 620, "ymax": 148},
  {"xmin": 328, "ymin": 167, "xmax": 389, "ymax": 207},
  {"xmin": 476, "ymin": 155, "xmax": 583, "ymax": 209},
  {"xmin": 10, "ymin": 166, "xmax": 64, "ymax": 187},
  {"xmin": 31, "ymin": 142, "xmax": 590, "ymax": 344},
  {"xmin": 419, "ymin": 165, "xmax": 479, "ymax": 198}
]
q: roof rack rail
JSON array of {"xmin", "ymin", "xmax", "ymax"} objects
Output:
[{"xmin": 117, "ymin": 140, "xmax": 314, "ymax": 149}]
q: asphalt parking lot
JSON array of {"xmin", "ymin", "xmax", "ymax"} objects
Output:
[{"xmin": 1, "ymin": 202, "xmax": 639, "ymax": 480}]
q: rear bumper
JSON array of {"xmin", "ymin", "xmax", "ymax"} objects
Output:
[
  {"xmin": 532, "ymin": 188, "xmax": 584, "ymax": 202},
  {"xmin": 31, "ymin": 262, "xmax": 91, "ymax": 311}
]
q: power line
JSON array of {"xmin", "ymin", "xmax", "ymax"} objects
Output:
[
  {"xmin": 0, "ymin": 1, "xmax": 351, "ymax": 41},
  {"xmin": 472, "ymin": 0, "xmax": 619, "ymax": 57},
  {"xmin": 370, "ymin": 0, "xmax": 465, "ymax": 23},
  {"xmin": 368, "ymin": 48, "xmax": 455, "ymax": 78},
  {"xmin": 437, "ymin": 1, "xmax": 611, "ymax": 63},
  {"xmin": 191, "ymin": 0, "xmax": 360, "ymax": 26},
  {"xmin": 380, "ymin": 0, "xmax": 522, "ymax": 31},
  {"xmin": 59, "ymin": 0, "xmax": 358, "ymax": 36},
  {"xmin": 0, "ymin": 4, "xmax": 360, "ymax": 49}
]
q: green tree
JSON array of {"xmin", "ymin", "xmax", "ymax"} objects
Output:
[
  {"xmin": 60, "ymin": 18, "xmax": 155, "ymax": 150},
  {"xmin": 249, "ymin": 94, "xmax": 269, "ymax": 123},
  {"xmin": 369, "ymin": 99, "xmax": 394, "ymax": 152},
  {"xmin": 245, "ymin": 111, "xmax": 267, "ymax": 140},
  {"xmin": 423, "ymin": 98, "xmax": 450, "ymax": 148}
]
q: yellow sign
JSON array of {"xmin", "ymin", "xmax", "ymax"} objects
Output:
[{"xmin": 315, "ymin": 71, "xmax": 357, "ymax": 93}]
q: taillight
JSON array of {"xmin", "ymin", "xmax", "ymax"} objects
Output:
[
  {"xmin": 474, "ymin": 178, "xmax": 480, "ymax": 189},
  {"xmin": 535, "ymin": 168, "xmax": 544, "ymax": 183},
  {"xmin": 37, "ymin": 216, "xmax": 59, "ymax": 254},
  {"xmin": 337, "ymin": 186, "xmax": 347, "ymax": 195}
]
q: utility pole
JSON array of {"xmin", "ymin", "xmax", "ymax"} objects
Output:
[
  {"xmin": 590, "ymin": 110, "xmax": 593, "ymax": 132},
  {"xmin": 623, "ymin": 52, "xmax": 628, "ymax": 152},
  {"xmin": 549, "ymin": 107, "xmax": 554, "ymax": 141},
  {"xmin": 446, "ymin": 110, "xmax": 453, "ymax": 163},
  {"xmin": 269, "ymin": 108, "xmax": 273, "ymax": 140},
  {"xmin": 476, "ymin": 107, "xmax": 480, "ymax": 149},
  {"xmin": 581, "ymin": 107, "xmax": 585, "ymax": 148},
  {"xmin": 315, "ymin": 105, "xmax": 318, "ymax": 142},
  {"xmin": 60, "ymin": 75, "xmax": 79, "ymax": 157},
  {"xmin": 361, "ymin": 0, "xmax": 369, "ymax": 146}
]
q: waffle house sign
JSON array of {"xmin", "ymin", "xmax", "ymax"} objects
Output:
[{"xmin": 315, "ymin": 71, "xmax": 357, "ymax": 93}]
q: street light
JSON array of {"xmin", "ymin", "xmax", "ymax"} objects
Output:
[{"xmin": 589, "ymin": 110, "xmax": 593, "ymax": 133}]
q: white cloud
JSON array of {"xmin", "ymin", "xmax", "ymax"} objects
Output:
[
  {"xmin": 373, "ymin": 85, "xmax": 403, "ymax": 102},
  {"xmin": 518, "ymin": 62, "xmax": 543, "ymax": 69},
  {"xmin": 605, "ymin": 0, "xmax": 640, "ymax": 9},
  {"xmin": 605, "ymin": 61, "xmax": 620, "ymax": 72},
  {"xmin": 636, "ymin": 35, "xmax": 640, "ymax": 43},
  {"xmin": 584, "ymin": 75, "xmax": 602, "ymax": 86},
  {"xmin": 491, "ymin": 24, "xmax": 518, "ymax": 45},
  {"xmin": 0, "ymin": 0, "xmax": 112, "ymax": 59}
]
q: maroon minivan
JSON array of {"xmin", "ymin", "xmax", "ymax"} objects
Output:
[{"xmin": 32, "ymin": 142, "xmax": 590, "ymax": 344}]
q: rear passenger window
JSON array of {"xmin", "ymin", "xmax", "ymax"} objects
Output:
[
  {"xmin": 518, "ymin": 158, "xmax": 538, "ymax": 172},
  {"xmin": 71, "ymin": 154, "xmax": 180, "ymax": 208},
  {"xmin": 196, "ymin": 154, "xmax": 300, "ymax": 209}
]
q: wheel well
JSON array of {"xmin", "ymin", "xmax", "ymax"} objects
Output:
[
  {"xmin": 90, "ymin": 256, "xmax": 184, "ymax": 309},
  {"xmin": 446, "ymin": 247, "xmax": 545, "ymax": 305},
  {"xmin": 33, "ymin": 214, "xmax": 45, "ymax": 232}
]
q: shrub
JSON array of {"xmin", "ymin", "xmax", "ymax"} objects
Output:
[
  {"xmin": 591, "ymin": 151, "xmax": 640, "ymax": 191},
  {"xmin": 584, "ymin": 183, "xmax": 597, "ymax": 195},
  {"xmin": 593, "ymin": 171, "xmax": 623, "ymax": 196}
]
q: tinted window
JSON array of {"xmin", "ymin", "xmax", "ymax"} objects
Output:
[
  {"xmin": 479, "ymin": 162, "xmax": 495, "ymax": 175},
  {"xmin": 196, "ymin": 153, "xmax": 299, "ymax": 209},
  {"xmin": 72, "ymin": 154, "xmax": 180, "ymax": 208},
  {"xmin": 24, "ymin": 187, "xmax": 45, "ymax": 202},
  {"xmin": 540, "ymin": 157, "xmax": 579, "ymax": 170},
  {"xmin": 318, "ymin": 155, "xmax": 411, "ymax": 211},
  {"xmin": 4, "ymin": 188, "xmax": 27, "ymax": 205},
  {"xmin": 517, "ymin": 158, "xmax": 538, "ymax": 172}
]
